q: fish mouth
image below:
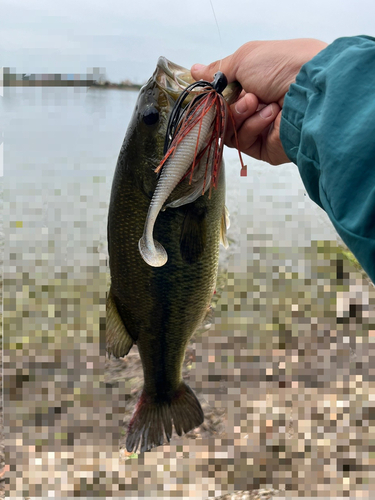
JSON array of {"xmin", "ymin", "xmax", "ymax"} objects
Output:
[
  {"xmin": 155, "ymin": 57, "xmax": 196, "ymax": 97},
  {"xmin": 155, "ymin": 56, "xmax": 241, "ymax": 105}
]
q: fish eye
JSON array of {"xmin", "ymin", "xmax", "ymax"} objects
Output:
[{"xmin": 143, "ymin": 106, "xmax": 159, "ymax": 125}]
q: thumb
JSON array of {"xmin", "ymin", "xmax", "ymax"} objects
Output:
[{"xmin": 191, "ymin": 54, "xmax": 237, "ymax": 83}]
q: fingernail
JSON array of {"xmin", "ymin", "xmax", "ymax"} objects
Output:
[
  {"xmin": 191, "ymin": 64, "xmax": 206, "ymax": 72},
  {"xmin": 235, "ymin": 97, "xmax": 247, "ymax": 114},
  {"xmin": 260, "ymin": 104, "xmax": 274, "ymax": 118}
]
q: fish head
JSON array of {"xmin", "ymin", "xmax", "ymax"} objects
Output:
[{"xmin": 124, "ymin": 57, "xmax": 241, "ymax": 200}]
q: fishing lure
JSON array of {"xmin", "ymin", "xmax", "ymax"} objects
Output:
[{"xmin": 155, "ymin": 71, "xmax": 247, "ymax": 197}]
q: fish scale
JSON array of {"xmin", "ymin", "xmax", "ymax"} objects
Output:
[{"xmin": 106, "ymin": 57, "xmax": 241, "ymax": 453}]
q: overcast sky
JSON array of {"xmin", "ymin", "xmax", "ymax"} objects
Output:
[{"xmin": 2, "ymin": 0, "xmax": 375, "ymax": 83}]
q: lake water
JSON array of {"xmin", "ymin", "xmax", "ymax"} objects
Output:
[{"xmin": 1, "ymin": 85, "xmax": 338, "ymax": 273}]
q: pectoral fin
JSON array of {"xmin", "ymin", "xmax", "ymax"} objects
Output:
[
  {"xmin": 201, "ymin": 305, "xmax": 214, "ymax": 330},
  {"xmin": 180, "ymin": 206, "xmax": 207, "ymax": 264},
  {"xmin": 106, "ymin": 287, "xmax": 134, "ymax": 358},
  {"xmin": 220, "ymin": 205, "xmax": 230, "ymax": 248}
]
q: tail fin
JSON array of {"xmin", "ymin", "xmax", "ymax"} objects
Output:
[{"xmin": 126, "ymin": 382, "xmax": 204, "ymax": 453}]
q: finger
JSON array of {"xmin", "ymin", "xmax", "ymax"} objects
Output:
[
  {"xmin": 191, "ymin": 54, "xmax": 237, "ymax": 84},
  {"xmin": 239, "ymin": 109, "xmax": 290, "ymax": 165},
  {"xmin": 233, "ymin": 103, "xmax": 281, "ymax": 160},
  {"xmin": 225, "ymin": 93, "xmax": 259, "ymax": 145},
  {"xmin": 263, "ymin": 113, "xmax": 291, "ymax": 165},
  {"xmin": 237, "ymin": 103, "xmax": 279, "ymax": 147}
]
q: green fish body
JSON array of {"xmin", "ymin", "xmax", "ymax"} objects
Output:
[{"xmin": 107, "ymin": 58, "xmax": 240, "ymax": 453}]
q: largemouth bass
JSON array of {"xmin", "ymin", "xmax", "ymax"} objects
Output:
[{"xmin": 107, "ymin": 57, "xmax": 241, "ymax": 453}]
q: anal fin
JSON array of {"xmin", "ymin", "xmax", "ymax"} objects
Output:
[
  {"xmin": 106, "ymin": 287, "xmax": 133, "ymax": 358},
  {"xmin": 201, "ymin": 305, "xmax": 214, "ymax": 330}
]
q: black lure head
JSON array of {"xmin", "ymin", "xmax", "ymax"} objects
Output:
[
  {"xmin": 163, "ymin": 71, "xmax": 228, "ymax": 155},
  {"xmin": 212, "ymin": 72, "xmax": 228, "ymax": 94}
]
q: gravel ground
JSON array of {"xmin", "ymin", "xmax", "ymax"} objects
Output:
[
  {"xmin": 0, "ymin": 345, "xmax": 5, "ymax": 499},
  {"xmin": 2, "ymin": 239, "xmax": 375, "ymax": 498}
]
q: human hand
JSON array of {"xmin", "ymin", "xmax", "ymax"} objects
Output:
[{"xmin": 191, "ymin": 39, "xmax": 327, "ymax": 165}]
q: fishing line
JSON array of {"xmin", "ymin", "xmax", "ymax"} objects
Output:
[
  {"xmin": 208, "ymin": 0, "xmax": 223, "ymax": 71},
  {"xmin": 206, "ymin": 1, "xmax": 247, "ymax": 176}
]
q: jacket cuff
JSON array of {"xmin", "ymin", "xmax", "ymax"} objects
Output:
[{"xmin": 280, "ymin": 83, "xmax": 312, "ymax": 164}]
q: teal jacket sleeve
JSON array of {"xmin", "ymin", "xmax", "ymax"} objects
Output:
[{"xmin": 280, "ymin": 36, "xmax": 375, "ymax": 283}]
